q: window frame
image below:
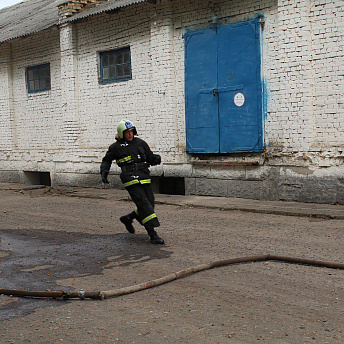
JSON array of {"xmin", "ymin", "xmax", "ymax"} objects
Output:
[
  {"xmin": 99, "ymin": 47, "xmax": 132, "ymax": 84},
  {"xmin": 26, "ymin": 63, "xmax": 51, "ymax": 93}
]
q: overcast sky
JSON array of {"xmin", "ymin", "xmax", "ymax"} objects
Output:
[{"xmin": 0, "ymin": 0, "xmax": 25, "ymax": 10}]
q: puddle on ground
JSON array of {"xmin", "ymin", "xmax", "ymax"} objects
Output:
[{"xmin": 0, "ymin": 229, "xmax": 171, "ymax": 321}]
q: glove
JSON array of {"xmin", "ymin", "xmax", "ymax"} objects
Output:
[
  {"xmin": 151, "ymin": 154, "xmax": 161, "ymax": 166},
  {"xmin": 101, "ymin": 170, "xmax": 109, "ymax": 184}
]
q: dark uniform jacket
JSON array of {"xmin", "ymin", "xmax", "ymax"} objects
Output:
[{"xmin": 100, "ymin": 137, "xmax": 159, "ymax": 187}]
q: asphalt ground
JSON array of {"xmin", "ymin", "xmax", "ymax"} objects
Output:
[{"xmin": 0, "ymin": 182, "xmax": 343, "ymax": 344}]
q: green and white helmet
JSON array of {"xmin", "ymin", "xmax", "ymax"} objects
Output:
[{"xmin": 117, "ymin": 119, "xmax": 137, "ymax": 139}]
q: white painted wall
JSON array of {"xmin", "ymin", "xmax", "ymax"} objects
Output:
[{"xmin": 0, "ymin": 0, "xmax": 343, "ymax": 202}]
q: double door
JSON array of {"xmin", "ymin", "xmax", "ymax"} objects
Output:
[{"xmin": 184, "ymin": 19, "xmax": 263, "ymax": 153}]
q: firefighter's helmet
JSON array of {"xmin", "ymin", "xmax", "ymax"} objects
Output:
[{"xmin": 117, "ymin": 119, "xmax": 137, "ymax": 139}]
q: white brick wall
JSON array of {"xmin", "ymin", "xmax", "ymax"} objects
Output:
[
  {"xmin": 0, "ymin": 43, "xmax": 13, "ymax": 150},
  {"xmin": 265, "ymin": 0, "xmax": 344, "ymax": 153},
  {"xmin": 0, "ymin": 0, "xmax": 343, "ymax": 196},
  {"xmin": 1, "ymin": 29, "xmax": 63, "ymax": 154}
]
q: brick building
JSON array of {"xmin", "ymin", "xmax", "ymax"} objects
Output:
[{"xmin": 0, "ymin": 0, "xmax": 343, "ymax": 203}]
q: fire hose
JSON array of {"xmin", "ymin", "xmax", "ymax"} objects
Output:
[{"xmin": 0, "ymin": 254, "xmax": 343, "ymax": 300}]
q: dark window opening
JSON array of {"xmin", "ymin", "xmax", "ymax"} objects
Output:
[
  {"xmin": 24, "ymin": 171, "xmax": 51, "ymax": 186},
  {"xmin": 151, "ymin": 177, "xmax": 185, "ymax": 195}
]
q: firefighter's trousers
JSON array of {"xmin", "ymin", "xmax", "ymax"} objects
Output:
[{"xmin": 126, "ymin": 182, "xmax": 160, "ymax": 234}]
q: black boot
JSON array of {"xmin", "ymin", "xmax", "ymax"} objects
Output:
[
  {"xmin": 120, "ymin": 215, "xmax": 135, "ymax": 234},
  {"xmin": 149, "ymin": 233, "xmax": 164, "ymax": 245}
]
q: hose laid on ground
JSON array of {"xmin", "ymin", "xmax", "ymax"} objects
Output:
[{"xmin": 1, "ymin": 254, "xmax": 343, "ymax": 300}]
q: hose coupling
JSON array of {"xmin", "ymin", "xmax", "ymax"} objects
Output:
[{"xmin": 78, "ymin": 289, "xmax": 85, "ymax": 300}]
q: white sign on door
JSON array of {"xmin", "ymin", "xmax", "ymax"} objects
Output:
[{"xmin": 234, "ymin": 92, "xmax": 245, "ymax": 107}]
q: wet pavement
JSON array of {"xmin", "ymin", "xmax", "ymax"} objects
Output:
[
  {"xmin": 0, "ymin": 227, "xmax": 172, "ymax": 320},
  {"xmin": 0, "ymin": 229, "xmax": 119, "ymax": 320}
]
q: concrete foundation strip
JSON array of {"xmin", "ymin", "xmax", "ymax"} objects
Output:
[{"xmin": 1, "ymin": 254, "xmax": 343, "ymax": 300}]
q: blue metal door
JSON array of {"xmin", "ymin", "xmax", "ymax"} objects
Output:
[
  {"xmin": 185, "ymin": 19, "xmax": 263, "ymax": 153},
  {"xmin": 184, "ymin": 27, "xmax": 219, "ymax": 153}
]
